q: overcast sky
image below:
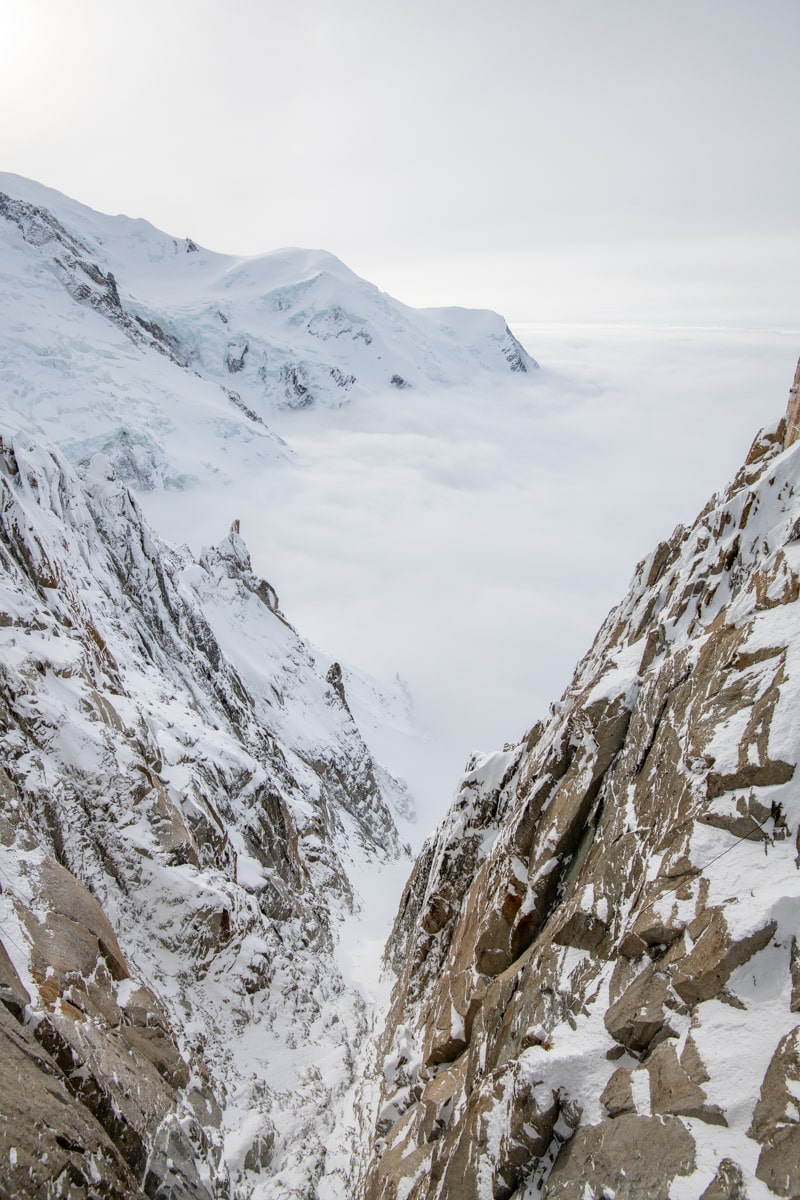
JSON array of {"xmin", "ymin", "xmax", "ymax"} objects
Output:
[{"xmin": 3, "ymin": 0, "xmax": 798, "ymax": 324}]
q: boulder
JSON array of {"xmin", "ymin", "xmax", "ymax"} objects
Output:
[
  {"xmin": 647, "ymin": 1040, "xmax": 725, "ymax": 1124},
  {"xmin": 543, "ymin": 1113, "xmax": 695, "ymax": 1199},
  {"xmin": 600, "ymin": 1068, "xmax": 634, "ymax": 1118},
  {"xmin": 604, "ymin": 963, "xmax": 677, "ymax": 1054},
  {"xmin": 670, "ymin": 910, "xmax": 776, "ymax": 1007}
]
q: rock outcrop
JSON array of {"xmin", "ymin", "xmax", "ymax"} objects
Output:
[
  {"xmin": 361, "ymin": 382, "xmax": 800, "ymax": 1198},
  {"xmin": 784, "ymin": 354, "xmax": 800, "ymax": 450},
  {"xmin": 0, "ymin": 431, "xmax": 411, "ymax": 1198}
]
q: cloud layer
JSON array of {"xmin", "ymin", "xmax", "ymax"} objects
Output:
[{"xmin": 143, "ymin": 325, "xmax": 799, "ymax": 829}]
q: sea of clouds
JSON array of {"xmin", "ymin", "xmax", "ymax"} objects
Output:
[{"xmin": 143, "ymin": 324, "xmax": 799, "ymax": 834}]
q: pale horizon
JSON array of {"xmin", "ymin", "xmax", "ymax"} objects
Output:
[{"xmin": 2, "ymin": 0, "xmax": 798, "ymax": 328}]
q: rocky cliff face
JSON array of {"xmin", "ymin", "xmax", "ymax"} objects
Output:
[
  {"xmin": 0, "ymin": 431, "xmax": 411, "ymax": 1199},
  {"xmin": 362, "ymin": 368, "xmax": 800, "ymax": 1199}
]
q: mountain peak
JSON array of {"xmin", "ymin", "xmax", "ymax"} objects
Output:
[{"xmin": 0, "ymin": 174, "xmax": 536, "ymax": 493}]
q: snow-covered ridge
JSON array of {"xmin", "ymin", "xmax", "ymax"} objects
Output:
[
  {"xmin": 0, "ymin": 428, "xmax": 412, "ymax": 1197},
  {"xmin": 0, "ymin": 173, "xmax": 535, "ymax": 491}
]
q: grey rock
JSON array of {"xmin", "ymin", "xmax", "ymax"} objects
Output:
[{"xmin": 700, "ymin": 1158, "xmax": 749, "ymax": 1200}]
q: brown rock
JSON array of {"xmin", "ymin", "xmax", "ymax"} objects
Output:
[
  {"xmin": 604, "ymin": 963, "xmax": 676, "ymax": 1054},
  {"xmin": 706, "ymin": 760, "xmax": 794, "ymax": 800},
  {"xmin": 6, "ymin": 852, "xmax": 203, "ymax": 1193},
  {"xmin": 120, "ymin": 982, "xmax": 171, "ymax": 1033},
  {"xmin": 698, "ymin": 790, "xmax": 773, "ymax": 843},
  {"xmin": 365, "ymin": 1134, "xmax": 433, "ymax": 1200},
  {"xmin": 671, "ymin": 909, "xmax": 777, "ymax": 1006},
  {"xmin": 680, "ymin": 1034, "xmax": 710, "ymax": 1085},
  {"xmin": 432, "ymin": 1067, "xmax": 561, "ymax": 1200},
  {"xmin": 543, "ymin": 1113, "xmax": 696, "ymax": 1199},
  {"xmin": 496, "ymin": 1071, "xmax": 567, "ymax": 1198},
  {"xmin": 136, "ymin": 777, "xmax": 200, "ymax": 867},
  {"xmin": 22, "ymin": 858, "xmax": 130, "ymax": 994},
  {"xmin": 647, "ymin": 1040, "xmax": 725, "ymax": 1124},
  {"xmin": 600, "ymin": 1067, "xmax": 634, "ymax": 1117},
  {"xmin": 119, "ymin": 1025, "xmax": 191, "ymax": 1089},
  {"xmin": 0, "ymin": 1003, "xmax": 141, "ymax": 1200},
  {"xmin": 33, "ymin": 1010, "xmax": 179, "ymax": 1176},
  {"xmin": 421, "ymin": 1054, "xmax": 468, "ymax": 1108},
  {"xmin": 617, "ymin": 929, "xmax": 648, "ymax": 959},
  {"xmin": 749, "ymin": 1026, "xmax": 800, "ymax": 1197},
  {"xmin": 783, "ymin": 355, "xmax": 800, "ymax": 449},
  {"xmin": 629, "ymin": 900, "xmax": 685, "ymax": 952},
  {"xmin": 552, "ymin": 909, "xmax": 610, "ymax": 953},
  {"xmin": 756, "ymin": 1128, "xmax": 800, "ymax": 1200},
  {"xmin": 699, "ymin": 1158, "xmax": 749, "ymax": 1200},
  {"xmin": 0, "ymin": 937, "xmax": 30, "ymax": 1020}
]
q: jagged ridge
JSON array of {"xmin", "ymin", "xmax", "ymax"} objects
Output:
[
  {"xmin": 0, "ymin": 431, "xmax": 410, "ymax": 1199},
  {"xmin": 362, "ymin": 369, "xmax": 800, "ymax": 1199}
]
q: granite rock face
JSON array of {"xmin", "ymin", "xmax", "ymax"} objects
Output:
[{"xmin": 362, "ymin": 383, "xmax": 800, "ymax": 1198}]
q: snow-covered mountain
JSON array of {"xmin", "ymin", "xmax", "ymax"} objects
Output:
[
  {"xmin": 0, "ymin": 175, "xmax": 537, "ymax": 1200},
  {"xmin": 359, "ymin": 369, "xmax": 800, "ymax": 1199},
  {"xmin": 0, "ymin": 174, "xmax": 534, "ymax": 492},
  {"xmin": 4, "ymin": 172, "xmax": 800, "ymax": 1200}
]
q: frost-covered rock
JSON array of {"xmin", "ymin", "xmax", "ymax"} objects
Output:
[
  {"xmin": 0, "ymin": 429, "xmax": 412, "ymax": 1198},
  {"xmin": 361, "ymin": 366, "xmax": 800, "ymax": 1199}
]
